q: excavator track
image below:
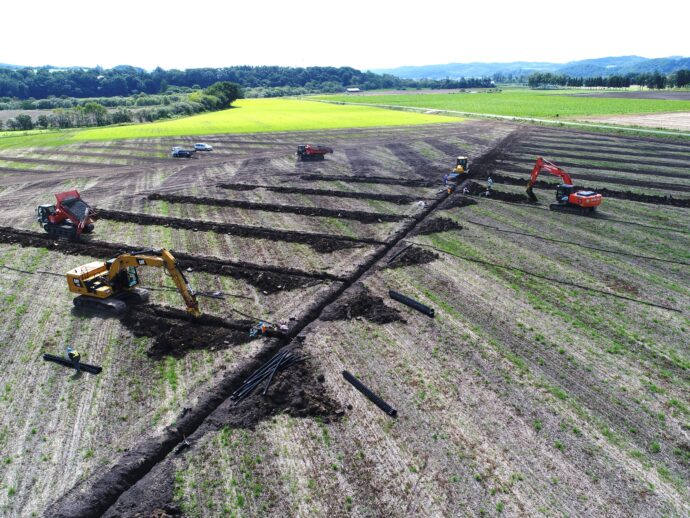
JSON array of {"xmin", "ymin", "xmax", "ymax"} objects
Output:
[
  {"xmin": 72, "ymin": 288, "xmax": 150, "ymax": 316},
  {"xmin": 549, "ymin": 203, "xmax": 595, "ymax": 215}
]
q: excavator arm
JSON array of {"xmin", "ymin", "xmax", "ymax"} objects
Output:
[
  {"xmin": 526, "ymin": 157, "xmax": 574, "ymax": 202},
  {"xmin": 106, "ymin": 249, "xmax": 201, "ymax": 317}
]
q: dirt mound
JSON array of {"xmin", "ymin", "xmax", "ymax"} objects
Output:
[
  {"xmin": 416, "ymin": 217, "xmax": 461, "ymax": 235},
  {"xmin": 387, "ymin": 246, "xmax": 439, "ymax": 269},
  {"xmin": 98, "ymin": 209, "xmax": 380, "ymax": 253},
  {"xmin": 121, "ymin": 305, "xmax": 255, "ymax": 359},
  {"xmin": 465, "ymin": 182, "xmax": 533, "ymax": 203},
  {"xmin": 210, "ymin": 357, "xmax": 342, "ymax": 429},
  {"xmin": 147, "ymin": 193, "xmax": 406, "ymax": 224},
  {"xmin": 321, "ymin": 283, "xmax": 404, "ymax": 324}
]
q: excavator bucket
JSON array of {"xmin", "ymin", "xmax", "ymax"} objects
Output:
[{"xmin": 526, "ymin": 186, "xmax": 538, "ymax": 203}]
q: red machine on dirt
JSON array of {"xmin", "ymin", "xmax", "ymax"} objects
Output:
[
  {"xmin": 296, "ymin": 144, "xmax": 333, "ymax": 161},
  {"xmin": 37, "ymin": 190, "xmax": 98, "ymax": 240},
  {"xmin": 526, "ymin": 157, "xmax": 603, "ymax": 214}
]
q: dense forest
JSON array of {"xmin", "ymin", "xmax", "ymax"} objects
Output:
[
  {"xmin": 527, "ymin": 70, "xmax": 690, "ymax": 89},
  {"xmin": 0, "ymin": 65, "xmax": 493, "ymax": 100}
]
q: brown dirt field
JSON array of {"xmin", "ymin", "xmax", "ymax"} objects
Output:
[
  {"xmin": 575, "ymin": 112, "xmax": 690, "ymax": 131},
  {"xmin": 0, "ymin": 119, "xmax": 688, "ymax": 518}
]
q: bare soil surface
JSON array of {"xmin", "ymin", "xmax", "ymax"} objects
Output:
[{"xmin": 1, "ymin": 120, "xmax": 688, "ymax": 518}]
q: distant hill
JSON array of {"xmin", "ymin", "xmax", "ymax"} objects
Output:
[{"xmin": 374, "ymin": 56, "xmax": 690, "ymax": 79}]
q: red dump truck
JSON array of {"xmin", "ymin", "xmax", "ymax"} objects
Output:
[{"xmin": 296, "ymin": 144, "xmax": 333, "ymax": 161}]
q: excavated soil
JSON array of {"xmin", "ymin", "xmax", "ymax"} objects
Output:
[
  {"xmin": 147, "ymin": 193, "xmax": 406, "ymax": 223},
  {"xmin": 300, "ymin": 173, "xmax": 435, "ymax": 187},
  {"xmin": 465, "ymin": 181, "xmax": 533, "ymax": 203},
  {"xmin": 120, "ymin": 305, "xmax": 255, "ymax": 359},
  {"xmin": 0, "ymin": 226, "xmax": 335, "ymax": 292},
  {"xmin": 102, "ymin": 349, "xmax": 342, "ymax": 518},
  {"xmin": 98, "ymin": 209, "xmax": 381, "ymax": 253},
  {"xmin": 320, "ymin": 282, "xmax": 404, "ymax": 324},
  {"xmin": 387, "ymin": 246, "xmax": 439, "ymax": 269},
  {"xmin": 415, "ymin": 217, "xmax": 462, "ymax": 235},
  {"xmin": 217, "ymin": 183, "xmax": 418, "ymax": 204}
]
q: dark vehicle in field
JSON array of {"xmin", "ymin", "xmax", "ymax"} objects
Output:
[{"xmin": 171, "ymin": 147, "xmax": 195, "ymax": 158}]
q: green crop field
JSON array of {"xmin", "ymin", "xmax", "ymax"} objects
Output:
[
  {"xmin": 0, "ymin": 99, "xmax": 460, "ymax": 150},
  {"xmin": 316, "ymin": 89, "xmax": 690, "ymax": 118}
]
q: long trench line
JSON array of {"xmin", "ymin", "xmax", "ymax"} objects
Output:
[{"xmin": 46, "ymin": 142, "xmax": 490, "ymax": 518}]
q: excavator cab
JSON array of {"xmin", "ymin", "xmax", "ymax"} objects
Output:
[{"xmin": 555, "ymin": 184, "xmax": 574, "ymax": 203}]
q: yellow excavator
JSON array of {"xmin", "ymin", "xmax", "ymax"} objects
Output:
[
  {"xmin": 66, "ymin": 249, "xmax": 200, "ymax": 317},
  {"xmin": 444, "ymin": 156, "xmax": 470, "ymax": 193}
]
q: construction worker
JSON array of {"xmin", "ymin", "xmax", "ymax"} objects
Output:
[
  {"xmin": 66, "ymin": 346, "xmax": 81, "ymax": 372},
  {"xmin": 487, "ymin": 176, "xmax": 494, "ymax": 191}
]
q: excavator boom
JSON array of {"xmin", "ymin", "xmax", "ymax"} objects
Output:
[{"xmin": 525, "ymin": 157, "xmax": 602, "ymax": 212}]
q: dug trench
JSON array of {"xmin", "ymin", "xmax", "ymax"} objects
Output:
[
  {"xmin": 46, "ymin": 139, "xmax": 503, "ymax": 517},
  {"xmin": 146, "ymin": 193, "xmax": 408, "ymax": 224},
  {"xmin": 0, "ymin": 226, "xmax": 344, "ymax": 293},
  {"xmin": 300, "ymin": 173, "xmax": 435, "ymax": 187},
  {"xmin": 97, "ymin": 209, "xmax": 385, "ymax": 253}
]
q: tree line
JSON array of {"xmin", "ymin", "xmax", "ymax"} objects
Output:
[
  {"xmin": 0, "ymin": 81, "xmax": 241, "ymax": 131},
  {"xmin": 527, "ymin": 70, "xmax": 690, "ymax": 89},
  {"xmin": 0, "ymin": 65, "xmax": 493, "ymax": 100}
]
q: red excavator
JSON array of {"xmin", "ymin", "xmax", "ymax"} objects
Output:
[
  {"xmin": 526, "ymin": 157, "xmax": 603, "ymax": 214},
  {"xmin": 37, "ymin": 190, "xmax": 98, "ymax": 240},
  {"xmin": 297, "ymin": 144, "xmax": 333, "ymax": 161}
]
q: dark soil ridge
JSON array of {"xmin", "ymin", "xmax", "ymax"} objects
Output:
[
  {"xmin": 0, "ymin": 226, "xmax": 343, "ymax": 293},
  {"xmin": 487, "ymin": 173, "xmax": 690, "ymax": 207},
  {"xmin": 321, "ymin": 282, "xmax": 404, "ymax": 324},
  {"xmin": 385, "ymin": 142, "xmax": 444, "ymax": 177},
  {"xmin": 300, "ymin": 173, "xmax": 435, "ymax": 187},
  {"xmin": 505, "ymin": 156, "xmax": 690, "ymax": 180},
  {"xmin": 217, "ymin": 182, "xmax": 418, "ymax": 204},
  {"xmin": 146, "ymin": 193, "xmax": 407, "ymax": 224},
  {"xmin": 121, "ymin": 304, "xmax": 260, "ymax": 359},
  {"xmin": 465, "ymin": 181, "xmax": 533, "ymax": 203},
  {"xmin": 416, "ymin": 217, "xmax": 462, "ymax": 235},
  {"xmin": 386, "ymin": 245, "xmax": 439, "ymax": 269},
  {"xmin": 514, "ymin": 145, "xmax": 690, "ymax": 168},
  {"xmin": 48, "ymin": 152, "xmax": 470, "ymax": 518},
  {"xmin": 528, "ymin": 133, "xmax": 690, "ymax": 156},
  {"xmin": 97, "ymin": 209, "xmax": 384, "ymax": 253},
  {"xmin": 527, "ymin": 124, "xmax": 690, "ymax": 148}
]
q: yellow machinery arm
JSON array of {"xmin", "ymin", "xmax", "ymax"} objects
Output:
[{"xmin": 66, "ymin": 248, "xmax": 201, "ymax": 317}]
